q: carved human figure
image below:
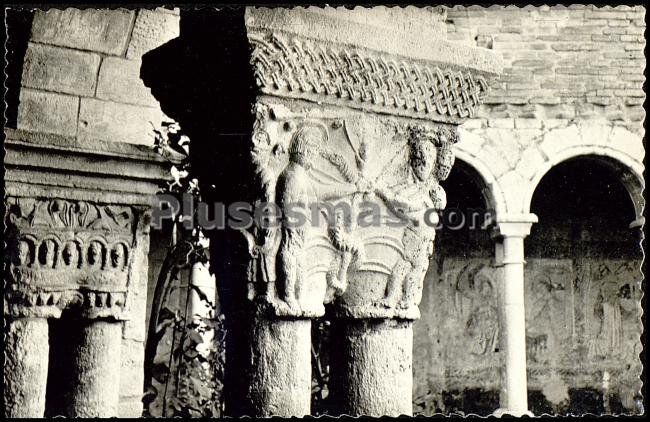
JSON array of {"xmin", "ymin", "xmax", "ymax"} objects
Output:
[
  {"xmin": 375, "ymin": 128, "xmax": 444, "ymax": 308},
  {"xmin": 320, "ymin": 142, "xmax": 370, "ymax": 303},
  {"xmin": 110, "ymin": 244, "xmax": 127, "ymax": 270},
  {"xmin": 590, "ymin": 270, "xmax": 624, "ymax": 359},
  {"xmin": 87, "ymin": 242, "xmax": 104, "ymax": 270},
  {"xmin": 275, "ymin": 123, "xmax": 359, "ymax": 311},
  {"xmin": 17, "ymin": 240, "xmax": 33, "ymax": 266},
  {"xmin": 62, "ymin": 242, "xmax": 80, "ymax": 268},
  {"xmin": 466, "ymin": 276, "xmax": 499, "ymax": 355}
]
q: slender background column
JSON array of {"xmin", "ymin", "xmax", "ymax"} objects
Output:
[{"xmin": 492, "ymin": 215, "xmax": 536, "ymax": 417}]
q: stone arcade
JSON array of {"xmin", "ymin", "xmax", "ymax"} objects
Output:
[
  {"xmin": 4, "ymin": 5, "xmax": 644, "ymax": 418},
  {"xmin": 141, "ymin": 7, "xmax": 501, "ymax": 417}
]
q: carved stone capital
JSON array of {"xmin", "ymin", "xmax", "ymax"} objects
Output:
[
  {"xmin": 5, "ymin": 197, "xmax": 148, "ymax": 320},
  {"xmin": 243, "ymin": 99, "xmax": 461, "ymax": 320}
]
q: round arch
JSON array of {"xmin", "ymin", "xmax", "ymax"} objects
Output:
[
  {"xmin": 523, "ymin": 147, "xmax": 644, "ymax": 222},
  {"xmin": 521, "ymin": 123, "xmax": 644, "ymax": 222},
  {"xmin": 454, "ymin": 146, "xmax": 507, "ymax": 216}
]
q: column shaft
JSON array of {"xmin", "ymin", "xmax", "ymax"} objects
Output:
[
  {"xmin": 246, "ymin": 317, "xmax": 311, "ymax": 417},
  {"xmin": 499, "ymin": 235, "xmax": 529, "ymax": 415},
  {"xmin": 4, "ymin": 318, "xmax": 50, "ymax": 417},
  {"xmin": 330, "ymin": 319, "xmax": 413, "ymax": 416},
  {"xmin": 65, "ymin": 320, "xmax": 122, "ymax": 417}
]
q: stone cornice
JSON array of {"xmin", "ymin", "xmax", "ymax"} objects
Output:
[
  {"xmin": 249, "ymin": 31, "xmax": 495, "ymax": 124},
  {"xmin": 245, "ymin": 7, "xmax": 503, "ymax": 75},
  {"xmin": 4, "ymin": 129, "xmax": 181, "ymax": 206},
  {"xmin": 246, "ymin": 8, "xmax": 501, "ymax": 123}
]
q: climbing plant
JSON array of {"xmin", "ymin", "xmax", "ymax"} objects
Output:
[{"xmin": 143, "ymin": 122, "xmax": 225, "ymax": 417}]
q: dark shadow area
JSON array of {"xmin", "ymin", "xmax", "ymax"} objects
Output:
[
  {"xmin": 4, "ymin": 9, "xmax": 34, "ymax": 128},
  {"xmin": 529, "ymin": 156, "xmax": 641, "ymax": 259},
  {"xmin": 436, "ymin": 159, "xmax": 494, "ymax": 260},
  {"xmin": 141, "ymin": 9, "xmax": 258, "ymax": 416}
]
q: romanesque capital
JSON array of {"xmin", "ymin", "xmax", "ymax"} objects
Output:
[
  {"xmin": 240, "ymin": 7, "xmax": 502, "ymax": 321},
  {"xmin": 4, "ymin": 197, "xmax": 147, "ymax": 320},
  {"xmin": 245, "ymin": 101, "xmax": 463, "ymax": 320}
]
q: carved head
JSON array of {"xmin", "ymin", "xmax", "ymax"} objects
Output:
[
  {"xmin": 408, "ymin": 129, "xmax": 437, "ymax": 182},
  {"xmin": 62, "ymin": 242, "xmax": 80, "ymax": 267},
  {"xmin": 110, "ymin": 244, "xmax": 128, "ymax": 269},
  {"xmin": 288, "ymin": 124, "xmax": 326, "ymax": 169},
  {"xmin": 88, "ymin": 241, "xmax": 104, "ymax": 268}
]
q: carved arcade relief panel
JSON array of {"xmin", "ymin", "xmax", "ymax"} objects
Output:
[
  {"xmin": 5, "ymin": 197, "xmax": 144, "ymax": 320},
  {"xmin": 415, "ymin": 257, "xmax": 642, "ymax": 408},
  {"xmin": 243, "ymin": 100, "xmax": 458, "ymax": 320}
]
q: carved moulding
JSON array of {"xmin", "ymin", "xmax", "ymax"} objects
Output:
[
  {"xmin": 5, "ymin": 197, "xmax": 143, "ymax": 320},
  {"xmin": 243, "ymin": 99, "xmax": 458, "ymax": 320},
  {"xmin": 248, "ymin": 31, "xmax": 490, "ymax": 124}
]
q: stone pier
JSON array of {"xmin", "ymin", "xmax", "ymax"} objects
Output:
[
  {"xmin": 143, "ymin": 6, "xmax": 501, "ymax": 416},
  {"xmin": 3, "ymin": 129, "xmax": 175, "ymax": 417}
]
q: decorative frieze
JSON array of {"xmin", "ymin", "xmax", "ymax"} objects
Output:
[{"xmin": 249, "ymin": 33, "xmax": 490, "ymax": 122}]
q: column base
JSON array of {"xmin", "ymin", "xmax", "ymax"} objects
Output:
[{"xmin": 493, "ymin": 407, "xmax": 534, "ymax": 417}]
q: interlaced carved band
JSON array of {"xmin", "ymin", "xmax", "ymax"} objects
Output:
[{"xmin": 249, "ymin": 33, "xmax": 490, "ymax": 120}]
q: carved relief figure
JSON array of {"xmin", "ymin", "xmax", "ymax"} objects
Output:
[
  {"xmin": 62, "ymin": 241, "xmax": 81, "ymax": 268},
  {"xmin": 589, "ymin": 265, "xmax": 624, "ymax": 359},
  {"xmin": 17, "ymin": 239, "xmax": 33, "ymax": 267},
  {"xmin": 87, "ymin": 241, "xmax": 104, "ymax": 270},
  {"xmin": 375, "ymin": 126, "xmax": 455, "ymax": 309},
  {"xmin": 526, "ymin": 272, "xmax": 567, "ymax": 362},
  {"xmin": 465, "ymin": 271, "xmax": 499, "ymax": 355},
  {"xmin": 110, "ymin": 244, "xmax": 128, "ymax": 270},
  {"xmin": 275, "ymin": 122, "xmax": 370, "ymax": 311}
]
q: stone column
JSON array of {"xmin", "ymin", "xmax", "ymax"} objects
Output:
[
  {"xmin": 141, "ymin": 6, "xmax": 501, "ymax": 417},
  {"xmin": 4, "ymin": 318, "xmax": 50, "ymax": 417},
  {"xmin": 65, "ymin": 320, "xmax": 122, "ymax": 417},
  {"xmin": 491, "ymin": 215, "xmax": 537, "ymax": 417},
  {"xmin": 330, "ymin": 319, "xmax": 413, "ymax": 416}
]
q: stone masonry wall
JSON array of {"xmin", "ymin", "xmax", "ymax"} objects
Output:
[
  {"xmin": 445, "ymin": 5, "xmax": 645, "ymax": 126},
  {"xmin": 18, "ymin": 8, "xmax": 179, "ymax": 146},
  {"xmin": 15, "ymin": 8, "xmax": 180, "ymax": 416}
]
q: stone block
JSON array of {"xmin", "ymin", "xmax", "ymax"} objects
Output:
[
  {"xmin": 22, "ymin": 43, "xmax": 101, "ymax": 97},
  {"xmin": 539, "ymin": 124, "xmax": 580, "ymax": 157},
  {"xmin": 17, "ymin": 89, "xmax": 79, "ymax": 137},
  {"xmin": 516, "ymin": 147, "xmax": 547, "ymax": 180},
  {"xmin": 78, "ymin": 98, "xmax": 166, "ymax": 145},
  {"xmin": 126, "ymin": 9, "xmax": 180, "ymax": 59},
  {"xmin": 514, "ymin": 118, "xmax": 542, "ymax": 129},
  {"xmin": 609, "ymin": 125, "xmax": 645, "ymax": 159},
  {"xmin": 31, "ymin": 9, "xmax": 135, "ymax": 56},
  {"xmin": 487, "ymin": 118, "xmax": 515, "ymax": 128},
  {"xmin": 96, "ymin": 57, "xmax": 159, "ymax": 107}
]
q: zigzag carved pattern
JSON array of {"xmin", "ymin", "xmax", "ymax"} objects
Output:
[{"xmin": 249, "ymin": 33, "xmax": 489, "ymax": 119}]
